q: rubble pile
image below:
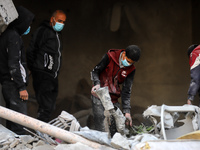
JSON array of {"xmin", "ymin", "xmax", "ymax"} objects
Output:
[{"xmin": 1, "ymin": 104, "xmax": 200, "ymax": 150}]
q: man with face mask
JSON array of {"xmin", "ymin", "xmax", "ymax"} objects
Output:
[
  {"xmin": 91, "ymin": 45, "xmax": 141, "ymax": 134},
  {"xmin": 26, "ymin": 10, "xmax": 66, "ymax": 123},
  {"xmin": 0, "ymin": 6, "xmax": 34, "ymax": 135}
]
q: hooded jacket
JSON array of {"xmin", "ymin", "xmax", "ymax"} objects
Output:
[
  {"xmin": 26, "ymin": 20, "xmax": 63, "ymax": 78},
  {"xmin": 91, "ymin": 49, "xmax": 135, "ymax": 113},
  {"xmin": 0, "ymin": 6, "xmax": 34, "ymax": 91},
  {"xmin": 188, "ymin": 45, "xmax": 200, "ymax": 101}
]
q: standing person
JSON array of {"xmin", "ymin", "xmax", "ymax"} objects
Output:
[
  {"xmin": 187, "ymin": 44, "xmax": 200, "ymax": 106},
  {"xmin": 91, "ymin": 45, "xmax": 141, "ymax": 132},
  {"xmin": 26, "ymin": 10, "xmax": 66, "ymax": 122},
  {"xmin": 0, "ymin": 6, "xmax": 34, "ymax": 135}
]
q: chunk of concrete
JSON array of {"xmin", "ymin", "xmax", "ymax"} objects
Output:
[
  {"xmin": 111, "ymin": 133, "xmax": 130, "ymax": 150},
  {"xmin": 20, "ymin": 135, "xmax": 36, "ymax": 144}
]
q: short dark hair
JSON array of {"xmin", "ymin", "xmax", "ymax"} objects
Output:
[
  {"xmin": 125, "ymin": 45, "xmax": 141, "ymax": 62},
  {"xmin": 187, "ymin": 44, "xmax": 198, "ymax": 57},
  {"xmin": 52, "ymin": 10, "xmax": 66, "ymax": 17}
]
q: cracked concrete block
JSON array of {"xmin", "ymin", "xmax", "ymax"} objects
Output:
[
  {"xmin": 55, "ymin": 142, "xmax": 94, "ymax": 150},
  {"xmin": 111, "ymin": 133, "xmax": 130, "ymax": 150},
  {"xmin": 20, "ymin": 135, "xmax": 36, "ymax": 144}
]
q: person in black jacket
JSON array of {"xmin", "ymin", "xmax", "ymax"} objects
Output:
[
  {"xmin": 26, "ymin": 10, "xmax": 66, "ymax": 122},
  {"xmin": 0, "ymin": 6, "xmax": 34, "ymax": 135}
]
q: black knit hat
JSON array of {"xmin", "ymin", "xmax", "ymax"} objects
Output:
[
  {"xmin": 187, "ymin": 44, "xmax": 198, "ymax": 57},
  {"xmin": 125, "ymin": 45, "xmax": 141, "ymax": 62}
]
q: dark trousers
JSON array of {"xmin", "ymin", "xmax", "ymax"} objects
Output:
[
  {"xmin": 2, "ymin": 80, "xmax": 27, "ymax": 135},
  {"xmin": 91, "ymin": 95, "xmax": 120, "ymax": 134},
  {"xmin": 32, "ymin": 72, "xmax": 58, "ymax": 123}
]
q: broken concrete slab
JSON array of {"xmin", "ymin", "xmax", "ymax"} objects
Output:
[
  {"xmin": 95, "ymin": 87, "xmax": 114, "ymax": 111},
  {"xmin": 19, "ymin": 135, "xmax": 37, "ymax": 145},
  {"xmin": 111, "ymin": 133, "xmax": 130, "ymax": 150},
  {"xmin": 75, "ymin": 127, "xmax": 111, "ymax": 146}
]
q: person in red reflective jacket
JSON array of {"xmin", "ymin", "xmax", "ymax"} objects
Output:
[
  {"xmin": 187, "ymin": 44, "xmax": 200, "ymax": 106},
  {"xmin": 91, "ymin": 45, "xmax": 141, "ymax": 132}
]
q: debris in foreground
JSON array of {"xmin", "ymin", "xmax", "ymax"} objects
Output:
[{"xmin": 0, "ymin": 105, "xmax": 200, "ymax": 149}]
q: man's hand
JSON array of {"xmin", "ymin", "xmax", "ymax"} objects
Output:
[
  {"xmin": 91, "ymin": 84, "xmax": 100, "ymax": 94},
  {"xmin": 19, "ymin": 90, "xmax": 29, "ymax": 100},
  {"xmin": 187, "ymin": 99, "xmax": 192, "ymax": 105},
  {"xmin": 125, "ymin": 113, "xmax": 132, "ymax": 126}
]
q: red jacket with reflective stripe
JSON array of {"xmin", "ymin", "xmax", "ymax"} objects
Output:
[
  {"xmin": 188, "ymin": 45, "xmax": 200, "ymax": 100},
  {"xmin": 99, "ymin": 49, "xmax": 135, "ymax": 102}
]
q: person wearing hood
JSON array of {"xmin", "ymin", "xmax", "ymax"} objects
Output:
[
  {"xmin": 26, "ymin": 10, "xmax": 66, "ymax": 122},
  {"xmin": 91, "ymin": 45, "xmax": 141, "ymax": 134},
  {"xmin": 0, "ymin": 6, "xmax": 34, "ymax": 135}
]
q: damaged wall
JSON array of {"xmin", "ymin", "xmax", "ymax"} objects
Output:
[{"xmin": 2, "ymin": 0, "xmax": 196, "ymax": 120}]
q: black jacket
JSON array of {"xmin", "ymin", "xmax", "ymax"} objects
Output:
[
  {"xmin": 0, "ymin": 6, "xmax": 34, "ymax": 91},
  {"xmin": 27, "ymin": 21, "xmax": 63, "ymax": 78}
]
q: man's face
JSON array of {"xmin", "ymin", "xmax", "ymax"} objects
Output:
[
  {"xmin": 51, "ymin": 12, "xmax": 66, "ymax": 26},
  {"xmin": 122, "ymin": 51, "xmax": 134, "ymax": 65}
]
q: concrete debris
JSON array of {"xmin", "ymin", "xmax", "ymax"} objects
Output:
[
  {"xmin": 95, "ymin": 87, "xmax": 114, "ymax": 111},
  {"xmin": 1, "ymin": 104, "xmax": 200, "ymax": 149},
  {"xmin": 111, "ymin": 133, "xmax": 130, "ymax": 150},
  {"xmin": 143, "ymin": 104, "xmax": 200, "ymax": 140},
  {"xmin": 49, "ymin": 110, "xmax": 81, "ymax": 132},
  {"xmin": 129, "ymin": 133, "xmax": 159, "ymax": 149},
  {"xmin": 110, "ymin": 107, "xmax": 126, "ymax": 134},
  {"xmin": 95, "ymin": 87, "xmax": 126, "ymax": 135},
  {"xmin": 0, "ymin": 0, "xmax": 18, "ymax": 34},
  {"xmin": 0, "ymin": 124, "xmax": 46, "ymax": 150},
  {"xmin": 75, "ymin": 127, "xmax": 111, "ymax": 146},
  {"xmin": 133, "ymin": 140, "xmax": 200, "ymax": 150},
  {"xmin": 54, "ymin": 142, "xmax": 95, "ymax": 150},
  {"xmin": 32, "ymin": 144, "xmax": 55, "ymax": 150}
]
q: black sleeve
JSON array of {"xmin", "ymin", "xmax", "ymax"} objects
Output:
[
  {"xmin": 91, "ymin": 54, "xmax": 109, "ymax": 85},
  {"xmin": 121, "ymin": 70, "xmax": 135, "ymax": 114},
  {"xmin": 26, "ymin": 27, "xmax": 45, "ymax": 71},
  {"xmin": 8, "ymin": 32, "xmax": 26, "ymax": 91}
]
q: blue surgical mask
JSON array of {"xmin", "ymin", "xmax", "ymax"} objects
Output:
[
  {"xmin": 121, "ymin": 58, "xmax": 131, "ymax": 67},
  {"xmin": 52, "ymin": 18, "xmax": 64, "ymax": 32},
  {"xmin": 23, "ymin": 26, "xmax": 31, "ymax": 35}
]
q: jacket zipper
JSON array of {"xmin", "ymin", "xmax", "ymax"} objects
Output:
[{"xmin": 55, "ymin": 32, "xmax": 61, "ymax": 78}]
